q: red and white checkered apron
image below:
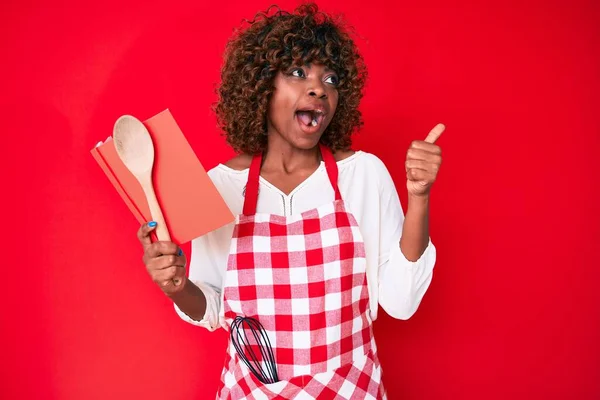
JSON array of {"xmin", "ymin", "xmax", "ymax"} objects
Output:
[{"xmin": 216, "ymin": 144, "xmax": 385, "ymax": 399}]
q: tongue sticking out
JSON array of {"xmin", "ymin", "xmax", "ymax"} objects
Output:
[{"xmin": 297, "ymin": 111, "xmax": 314, "ymax": 126}]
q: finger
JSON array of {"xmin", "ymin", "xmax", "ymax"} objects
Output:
[
  {"xmin": 152, "ymin": 253, "xmax": 186, "ymax": 271},
  {"xmin": 160, "ymin": 267, "xmax": 186, "ymax": 288},
  {"xmin": 172, "ymin": 267, "xmax": 186, "ymax": 286},
  {"xmin": 424, "ymin": 123, "xmax": 445, "ymax": 144},
  {"xmin": 409, "ymin": 141, "xmax": 442, "ymax": 156},
  {"xmin": 137, "ymin": 222, "xmax": 157, "ymax": 248},
  {"xmin": 405, "ymin": 159, "xmax": 439, "ymax": 173},
  {"xmin": 153, "ymin": 266, "xmax": 186, "ymax": 287},
  {"xmin": 144, "ymin": 241, "xmax": 181, "ymax": 259},
  {"xmin": 144, "ymin": 246, "xmax": 185, "ymax": 274},
  {"xmin": 407, "ymin": 168, "xmax": 436, "ymax": 182},
  {"xmin": 407, "ymin": 147, "xmax": 442, "ymax": 162}
]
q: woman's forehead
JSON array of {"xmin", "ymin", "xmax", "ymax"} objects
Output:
[
  {"xmin": 289, "ymin": 61, "xmax": 337, "ymax": 72},
  {"xmin": 304, "ymin": 62, "xmax": 334, "ymax": 71}
]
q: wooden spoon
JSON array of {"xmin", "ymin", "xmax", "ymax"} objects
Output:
[{"xmin": 113, "ymin": 115, "xmax": 181, "ymax": 286}]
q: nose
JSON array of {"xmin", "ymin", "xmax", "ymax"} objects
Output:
[{"xmin": 308, "ymin": 81, "xmax": 327, "ymax": 99}]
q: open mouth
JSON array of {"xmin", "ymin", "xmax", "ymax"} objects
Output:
[{"xmin": 295, "ymin": 109, "xmax": 325, "ymax": 128}]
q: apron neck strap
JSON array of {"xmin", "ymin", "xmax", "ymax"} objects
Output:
[
  {"xmin": 242, "ymin": 152, "xmax": 262, "ymax": 216},
  {"xmin": 242, "ymin": 143, "xmax": 342, "ymax": 216}
]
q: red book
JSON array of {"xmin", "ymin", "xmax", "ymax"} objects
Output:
[{"xmin": 91, "ymin": 109, "xmax": 234, "ymax": 244}]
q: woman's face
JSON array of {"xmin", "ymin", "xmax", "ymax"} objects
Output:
[{"xmin": 266, "ymin": 63, "xmax": 339, "ymax": 150}]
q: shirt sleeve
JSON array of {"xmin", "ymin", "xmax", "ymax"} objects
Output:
[{"xmin": 374, "ymin": 157, "xmax": 437, "ymax": 320}]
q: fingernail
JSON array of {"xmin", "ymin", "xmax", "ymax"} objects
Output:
[
  {"xmin": 178, "ymin": 249, "xmax": 183, "ymax": 256},
  {"xmin": 148, "ymin": 221, "xmax": 157, "ymax": 227}
]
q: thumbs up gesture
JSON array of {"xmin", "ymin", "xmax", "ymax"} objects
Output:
[{"xmin": 405, "ymin": 123, "xmax": 445, "ymax": 197}]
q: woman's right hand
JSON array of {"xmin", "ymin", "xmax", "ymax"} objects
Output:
[{"xmin": 137, "ymin": 221, "xmax": 187, "ymax": 295}]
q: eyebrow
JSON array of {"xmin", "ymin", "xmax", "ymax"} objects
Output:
[{"xmin": 305, "ymin": 63, "xmax": 336, "ymax": 73}]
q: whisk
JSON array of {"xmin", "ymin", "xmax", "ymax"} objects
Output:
[{"xmin": 230, "ymin": 316, "xmax": 279, "ymax": 384}]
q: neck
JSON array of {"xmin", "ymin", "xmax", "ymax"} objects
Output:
[{"xmin": 262, "ymin": 134, "xmax": 321, "ymax": 174}]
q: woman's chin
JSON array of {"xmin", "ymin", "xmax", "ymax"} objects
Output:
[
  {"xmin": 267, "ymin": 126, "xmax": 325, "ymax": 150},
  {"xmin": 291, "ymin": 134, "xmax": 323, "ymax": 150}
]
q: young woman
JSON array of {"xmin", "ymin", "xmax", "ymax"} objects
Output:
[{"xmin": 137, "ymin": 4, "xmax": 444, "ymax": 399}]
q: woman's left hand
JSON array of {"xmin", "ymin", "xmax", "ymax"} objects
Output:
[{"xmin": 405, "ymin": 123, "xmax": 445, "ymax": 197}]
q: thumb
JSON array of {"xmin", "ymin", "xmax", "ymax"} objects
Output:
[
  {"xmin": 424, "ymin": 123, "xmax": 445, "ymax": 144},
  {"xmin": 137, "ymin": 221, "xmax": 157, "ymax": 248}
]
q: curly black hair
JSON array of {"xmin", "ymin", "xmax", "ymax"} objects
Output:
[{"xmin": 213, "ymin": 3, "xmax": 367, "ymax": 154}]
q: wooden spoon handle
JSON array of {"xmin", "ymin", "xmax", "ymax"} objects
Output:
[
  {"xmin": 139, "ymin": 177, "xmax": 182, "ymax": 287},
  {"xmin": 141, "ymin": 181, "xmax": 170, "ymax": 241}
]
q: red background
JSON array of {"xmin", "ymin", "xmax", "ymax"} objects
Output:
[{"xmin": 2, "ymin": 0, "xmax": 599, "ymax": 399}]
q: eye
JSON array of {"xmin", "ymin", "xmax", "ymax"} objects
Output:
[
  {"xmin": 324, "ymin": 75, "xmax": 339, "ymax": 86},
  {"xmin": 290, "ymin": 68, "xmax": 305, "ymax": 78}
]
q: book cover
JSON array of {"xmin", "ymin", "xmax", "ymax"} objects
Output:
[{"xmin": 91, "ymin": 109, "xmax": 234, "ymax": 244}]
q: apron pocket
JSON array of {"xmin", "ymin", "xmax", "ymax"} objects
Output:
[
  {"xmin": 233, "ymin": 350, "xmax": 382, "ymax": 399},
  {"xmin": 233, "ymin": 353, "xmax": 295, "ymax": 397}
]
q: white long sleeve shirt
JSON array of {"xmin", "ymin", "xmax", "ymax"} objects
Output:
[{"xmin": 175, "ymin": 151, "xmax": 436, "ymax": 331}]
